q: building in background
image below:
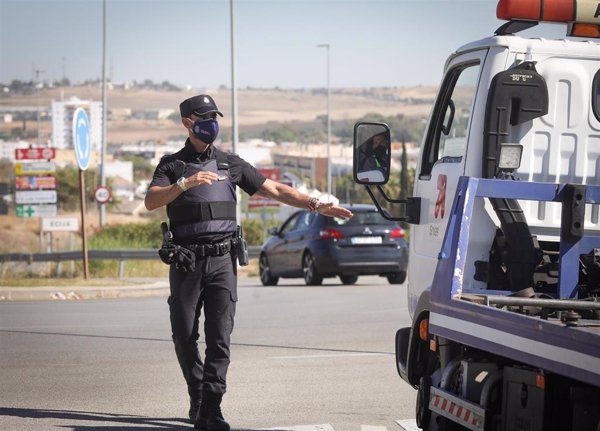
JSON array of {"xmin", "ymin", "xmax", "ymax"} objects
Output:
[{"xmin": 51, "ymin": 97, "xmax": 102, "ymax": 151}]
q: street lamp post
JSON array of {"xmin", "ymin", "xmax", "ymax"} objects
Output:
[
  {"xmin": 316, "ymin": 43, "xmax": 331, "ymax": 200},
  {"xmin": 35, "ymin": 69, "xmax": 45, "ymax": 147},
  {"xmin": 230, "ymin": 0, "xmax": 238, "ymax": 155},
  {"xmin": 230, "ymin": 0, "xmax": 241, "ymax": 223},
  {"xmin": 100, "ymin": 0, "xmax": 108, "ymax": 227}
]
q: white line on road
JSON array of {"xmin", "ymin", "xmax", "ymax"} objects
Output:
[
  {"xmin": 0, "ymin": 324, "xmax": 132, "ymax": 330},
  {"xmin": 395, "ymin": 419, "xmax": 419, "ymax": 431},
  {"xmin": 264, "ymin": 424, "xmax": 336, "ymax": 431},
  {"xmin": 361, "ymin": 425, "xmax": 388, "ymax": 431},
  {"xmin": 269, "ymin": 353, "xmax": 387, "ymax": 360}
]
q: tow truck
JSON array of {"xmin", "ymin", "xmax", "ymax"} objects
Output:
[{"xmin": 353, "ymin": 1, "xmax": 600, "ymax": 430}]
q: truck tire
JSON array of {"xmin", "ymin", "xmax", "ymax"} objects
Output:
[{"xmin": 416, "ymin": 375, "xmax": 432, "ymax": 429}]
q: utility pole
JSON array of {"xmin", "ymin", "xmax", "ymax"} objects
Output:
[
  {"xmin": 230, "ymin": 0, "xmax": 241, "ymax": 223},
  {"xmin": 100, "ymin": 0, "xmax": 108, "ymax": 227},
  {"xmin": 316, "ymin": 44, "xmax": 331, "ymax": 200},
  {"xmin": 35, "ymin": 69, "xmax": 45, "ymax": 147},
  {"xmin": 230, "ymin": 0, "xmax": 238, "ymax": 154}
]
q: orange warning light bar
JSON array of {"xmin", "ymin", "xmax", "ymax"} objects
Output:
[{"xmin": 498, "ymin": 0, "xmax": 600, "ymax": 25}]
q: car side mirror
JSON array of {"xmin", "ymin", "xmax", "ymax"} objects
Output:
[
  {"xmin": 353, "ymin": 122, "xmax": 391, "ymax": 185},
  {"xmin": 268, "ymin": 227, "xmax": 279, "ymax": 236}
]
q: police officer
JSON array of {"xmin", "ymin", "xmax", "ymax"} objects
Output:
[{"xmin": 144, "ymin": 94, "xmax": 352, "ymax": 431}]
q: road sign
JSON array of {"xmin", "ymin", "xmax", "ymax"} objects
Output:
[
  {"xmin": 15, "ymin": 190, "xmax": 57, "ymax": 205},
  {"xmin": 15, "ymin": 176, "xmax": 57, "ymax": 190},
  {"xmin": 16, "ymin": 204, "xmax": 58, "ymax": 218},
  {"xmin": 248, "ymin": 197, "xmax": 281, "ymax": 209},
  {"xmin": 15, "ymin": 161, "xmax": 56, "ymax": 176},
  {"xmin": 72, "ymin": 107, "xmax": 91, "ymax": 171},
  {"xmin": 15, "ymin": 147, "xmax": 56, "ymax": 160},
  {"xmin": 41, "ymin": 217, "xmax": 79, "ymax": 232},
  {"xmin": 94, "ymin": 186, "xmax": 111, "ymax": 204}
]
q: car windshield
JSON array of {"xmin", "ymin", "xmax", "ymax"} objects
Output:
[{"xmin": 328, "ymin": 210, "xmax": 397, "ymax": 227}]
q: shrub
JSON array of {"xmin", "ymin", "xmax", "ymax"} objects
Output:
[{"xmin": 89, "ymin": 221, "xmax": 162, "ymax": 249}]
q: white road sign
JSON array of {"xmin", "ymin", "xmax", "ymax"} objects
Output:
[
  {"xmin": 41, "ymin": 217, "xmax": 79, "ymax": 232},
  {"xmin": 15, "ymin": 190, "xmax": 57, "ymax": 204}
]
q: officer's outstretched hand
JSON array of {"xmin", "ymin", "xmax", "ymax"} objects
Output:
[{"xmin": 317, "ymin": 203, "xmax": 353, "ymax": 220}]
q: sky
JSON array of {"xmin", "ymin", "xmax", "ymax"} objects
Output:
[{"xmin": 0, "ymin": 0, "xmax": 568, "ymax": 89}]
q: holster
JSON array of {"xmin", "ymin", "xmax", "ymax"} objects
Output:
[
  {"xmin": 235, "ymin": 225, "xmax": 249, "ymax": 266},
  {"xmin": 158, "ymin": 222, "xmax": 196, "ymax": 272}
]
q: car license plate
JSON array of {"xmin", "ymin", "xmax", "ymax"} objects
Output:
[{"xmin": 351, "ymin": 236, "xmax": 382, "ymax": 245}]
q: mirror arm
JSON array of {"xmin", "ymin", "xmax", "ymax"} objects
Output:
[
  {"xmin": 375, "ymin": 185, "xmax": 407, "ymax": 204},
  {"xmin": 364, "ymin": 186, "xmax": 422, "ymax": 223}
]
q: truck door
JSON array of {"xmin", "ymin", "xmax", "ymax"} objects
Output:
[{"xmin": 409, "ymin": 50, "xmax": 486, "ymax": 314}]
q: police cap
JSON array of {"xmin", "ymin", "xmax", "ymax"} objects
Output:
[{"xmin": 179, "ymin": 94, "xmax": 224, "ymax": 118}]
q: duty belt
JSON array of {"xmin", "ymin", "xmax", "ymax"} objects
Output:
[{"xmin": 188, "ymin": 239, "xmax": 239, "ymax": 257}]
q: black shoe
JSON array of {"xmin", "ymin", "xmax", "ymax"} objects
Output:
[
  {"xmin": 188, "ymin": 397, "xmax": 202, "ymax": 423},
  {"xmin": 194, "ymin": 402, "xmax": 230, "ymax": 431}
]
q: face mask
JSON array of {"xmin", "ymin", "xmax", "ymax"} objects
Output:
[{"xmin": 191, "ymin": 118, "xmax": 219, "ymax": 144}]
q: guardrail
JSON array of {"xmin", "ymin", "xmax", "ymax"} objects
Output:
[{"xmin": 0, "ymin": 246, "xmax": 262, "ymax": 279}]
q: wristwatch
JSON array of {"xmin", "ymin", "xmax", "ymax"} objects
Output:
[{"xmin": 176, "ymin": 177, "xmax": 187, "ymax": 191}]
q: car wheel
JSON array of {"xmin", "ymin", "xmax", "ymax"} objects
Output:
[
  {"xmin": 302, "ymin": 252, "xmax": 323, "ymax": 286},
  {"xmin": 339, "ymin": 275, "xmax": 358, "ymax": 285},
  {"xmin": 387, "ymin": 271, "xmax": 407, "ymax": 284},
  {"xmin": 259, "ymin": 254, "xmax": 279, "ymax": 286}
]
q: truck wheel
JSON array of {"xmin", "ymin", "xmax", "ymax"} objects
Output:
[
  {"xmin": 259, "ymin": 254, "xmax": 279, "ymax": 286},
  {"xmin": 416, "ymin": 375, "xmax": 432, "ymax": 429},
  {"xmin": 387, "ymin": 271, "xmax": 407, "ymax": 284},
  {"xmin": 303, "ymin": 252, "xmax": 323, "ymax": 285},
  {"xmin": 339, "ymin": 274, "xmax": 358, "ymax": 285}
]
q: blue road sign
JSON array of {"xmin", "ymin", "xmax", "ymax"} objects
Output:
[{"xmin": 72, "ymin": 107, "xmax": 91, "ymax": 171}]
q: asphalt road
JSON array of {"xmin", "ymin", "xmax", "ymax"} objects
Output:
[{"xmin": 0, "ymin": 275, "xmax": 417, "ymax": 431}]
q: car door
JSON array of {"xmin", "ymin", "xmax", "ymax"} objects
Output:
[
  {"xmin": 409, "ymin": 50, "xmax": 485, "ymax": 314},
  {"xmin": 283, "ymin": 210, "xmax": 317, "ymax": 275},
  {"xmin": 268, "ymin": 211, "xmax": 302, "ymax": 276}
]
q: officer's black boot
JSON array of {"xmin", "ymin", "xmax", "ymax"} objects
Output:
[
  {"xmin": 188, "ymin": 396, "xmax": 202, "ymax": 423},
  {"xmin": 194, "ymin": 394, "xmax": 230, "ymax": 431}
]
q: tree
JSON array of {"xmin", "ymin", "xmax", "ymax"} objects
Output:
[
  {"xmin": 262, "ymin": 126, "xmax": 298, "ymax": 143},
  {"xmin": 55, "ymin": 167, "xmax": 98, "ymax": 211}
]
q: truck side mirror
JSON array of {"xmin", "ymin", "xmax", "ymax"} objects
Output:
[{"xmin": 353, "ymin": 122, "xmax": 391, "ymax": 185}]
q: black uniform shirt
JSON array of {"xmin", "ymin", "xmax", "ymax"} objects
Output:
[{"xmin": 149, "ymin": 140, "xmax": 267, "ymax": 243}]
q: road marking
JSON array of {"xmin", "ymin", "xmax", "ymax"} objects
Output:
[
  {"xmin": 264, "ymin": 424, "xmax": 335, "ymax": 431},
  {"xmin": 396, "ymin": 419, "xmax": 419, "ymax": 431},
  {"xmin": 269, "ymin": 353, "xmax": 387, "ymax": 360},
  {"xmin": 361, "ymin": 425, "xmax": 388, "ymax": 431}
]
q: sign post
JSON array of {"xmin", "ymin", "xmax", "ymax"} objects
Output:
[{"xmin": 73, "ymin": 107, "xmax": 92, "ymax": 280}]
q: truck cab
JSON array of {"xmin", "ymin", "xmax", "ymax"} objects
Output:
[{"xmin": 353, "ymin": 1, "xmax": 600, "ymax": 430}]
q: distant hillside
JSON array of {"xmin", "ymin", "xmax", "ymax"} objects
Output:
[{"xmin": 0, "ymin": 86, "xmax": 436, "ymax": 144}]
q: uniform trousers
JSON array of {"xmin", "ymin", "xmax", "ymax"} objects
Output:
[{"xmin": 168, "ymin": 252, "xmax": 237, "ymax": 402}]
